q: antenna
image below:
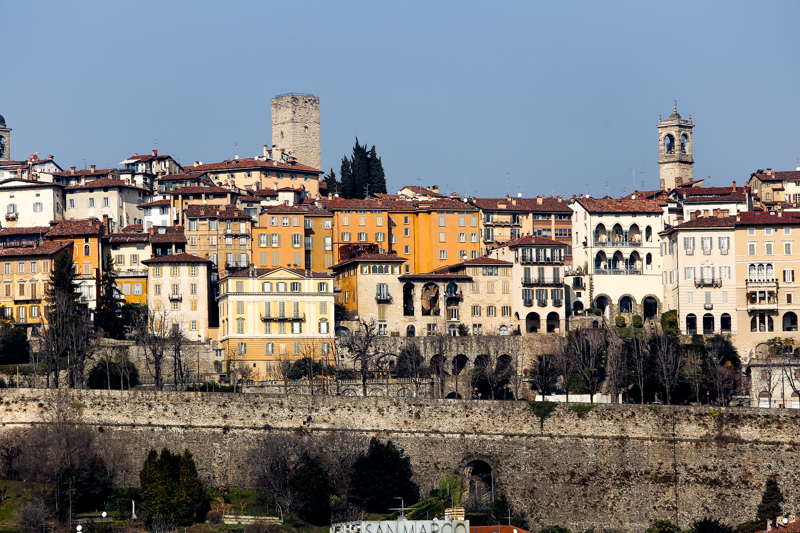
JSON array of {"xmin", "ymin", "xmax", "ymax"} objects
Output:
[
  {"xmin": 235, "ymin": 143, "xmax": 238, "ymax": 158},
  {"xmin": 83, "ymin": 158, "xmax": 87, "ymax": 170},
  {"xmin": 631, "ymin": 169, "xmax": 636, "ymax": 191},
  {"xmin": 506, "ymin": 173, "xmax": 510, "ymax": 196},
  {"xmin": 364, "ymin": 184, "xmax": 370, "ymax": 199},
  {"xmin": 606, "ymin": 181, "xmax": 609, "ymax": 197}
]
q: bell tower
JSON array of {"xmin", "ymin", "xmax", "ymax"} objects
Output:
[
  {"xmin": 0, "ymin": 114, "xmax": 10, "ymax": 162},
  {"xmin": 657, "ymin": 102, "xmax": 694, "ymax": 190}
]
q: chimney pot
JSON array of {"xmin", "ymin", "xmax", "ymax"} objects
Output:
[
  {"xmin": 90, "ymin": 165, "xmax": 96, "ymax": 172},
  {"xmin": 733, "ymin": 181, "xmax": 737, "ymax": 191},
  {"xmin": 70, "ymin": 166, "xmax": 76, "ymax": 174},
  {"xmin": 768, "ymin": 520, "xmax": 773, "ymax": 531},
  {"xmin": 153, "ymin": 149, "xmax": 158, "ymax": 156}
]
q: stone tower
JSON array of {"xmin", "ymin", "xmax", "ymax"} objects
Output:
[
  {"xmin": 271, "ymin": 93, "xmax": 321, "ymax": 171},
  {"xmin": 657, "ymin": 102, "xmax": 694, "ymax": 190},
  {"xmin": 0, "ymin": 114, "xmax": 10, "ymax": 162}
]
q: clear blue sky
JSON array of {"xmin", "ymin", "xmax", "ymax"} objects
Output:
[{"xmin": 2, "ymin": 1, "xmax": 799, "ymax": 198}]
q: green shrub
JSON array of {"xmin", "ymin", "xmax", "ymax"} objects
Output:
[
  {"xmin": 645, "ymin": 519, "xmax": 681, "ymax": 533},
  {"xmin": 661, "ymin": 310, "xmax": 679, "ymax": 337},
  {"xmin": 569, "ymin": 404, "xmax": 596, "ymax": 417},
  {"xmin": 633, "ymin": 315, "xmax": 643, "ymax": 328},
  {"xmin": 587, "ymin": 308, "xmax": 602, "ymax": 316},
  {"xmin": 528, "ymin": 401, "xmax": 558, "ymax": 431},
  {"xmin": 615, "ymin": 315, "xmax": 627, "ymax": 327}
]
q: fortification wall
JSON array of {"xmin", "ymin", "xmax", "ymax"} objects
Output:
[{"xmin": 1, "ymin": 389, "xmax": 798, "ymax": 533}]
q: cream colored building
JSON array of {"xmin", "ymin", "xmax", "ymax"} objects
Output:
[
  {"xmin": 142, "ymin": 253, "xmax": 214, "ymax": 341},
  {"xmin": 217, "ymin": 267, "xmax": 335, "ymax": 379},
  {"xmin": 0, "ymin": 179, "xmax": 65, "ymax": 227},
  {"xmin": 489, "ymin": 235, "xmax": 568, "ymax": 334},
  {"xmin": 570, "ymin": 196, "xmax": 665, "ymax": 322},
  {"xmin": 734, "ymin": 211, "xmax": 800, "ymax": 358},
  {"xmin": 64, "ymin": 178, "xmax": 146, "ymax": 232},
  {"xmin": 659, "ymin": 216, "xmax": 736, "ymax": 336}
]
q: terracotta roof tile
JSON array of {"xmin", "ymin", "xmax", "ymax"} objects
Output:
[
  {"xmin": 124, "ymin": 153, "xmax": 176, "ymax": 163},
  {"xmin": 142, "ymin": 252, "xmax": 211, "ymax": 265},
  {"xmin": 494, "ymin": 235, "xmax": 567, "ymax": 249},
  {"xmin": 121, "ymin": 224, "xmax": 143, "ymax": 233},
  {"xmin": 471, "ymin": 196, "xmax": 572, "ymax": 213},
  {"xmin": 0, "ymin": 226, "xmax": 51, "ymax": 237},
  {"xmin": 255, "ymin": 188, "xmax": 279, "ymax": 197},
  {"xmin": 399, "ymin": 185, "xmax": 446, "ymax": 198},
  {"xmin": 45, "ymin": 218, "xmax": 104, "ymax": 237},
  {"xmin": 574, "ymin": 197, "xmax": 664, "ymax": 214},
  {"xmin": 172, "ymin": 186, "xmax": 235, "ymax": 195},
  {"xmin": 239, "ymin": 195, "xmax": 261, "ymax": 203},
  {"xmin": 104, "ymin": 233, "xmax": 149, "ymax": 243},
  {"xmin": 155, "ymin": 171, "xmax": 208, "ymax": 181},
  {"xmin": 670, "ymin": 216, "xmax": 736, "ymax": 229},
  {"xmin": 190, "ymin": 157, "xmax": 322, "ymax": 174},
  {"xmin": 0, "ymin": 240, "xmax": 73, "ymax": 258},
  {"xmin": 52, "ymin": 168, "xmax": 118, "ymax": 178},
  {"xmin": 184, "ymin": 204, "xmax": 250, "ymax": 220},
  {"xmin": 65, "ymin": 178, "xmax": 146, "ymax": 192},
  {"xmin": 148, "ymin": 226, "xmax": 187, "ymax": 243},
  {"xmin": 735, "ymin": 211, "xmax": 800, "ymax": 226},
  {"xmin": 752, "ymin": 170, "xmax": 800, "ymax": 182},
  {"xmin": 138, "ymin": 199, "xmax": 171, "ymax": 208}
]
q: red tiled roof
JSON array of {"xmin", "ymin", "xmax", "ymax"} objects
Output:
[
  {"xmin": 459, "ymin": 257, "xmax": 512, "ymax": 265},
  {"xmin": 302, "ymin": 206, "xmax": 332, "ymax": 216},
  {"xmin": 398, "ymin": 273, "xmax": 473, "ymax": 281},
  {"xmin": 0, "ymin": 240, "xmax": 73, "ymax": 258},
  {"xmin": 752, "ymin": 170, "xmax": 800, "ymax": 182},
  {"xmin": 185, "ymin": 204, "xmax": 250, "ymax": 220},
  {"xmin": 155, "ymin": 171, "xmax": 208, "ymax": 181},
  {"xmin": 670, "ymin": 216, "xmax": 736, "ymax": 229},
  {"xmin": 574, "ymin": 197, "xmax": 664, "ymax": 214},
  {"xmin": 52, "ymin": 168, "xmax": 118, "ymax": 178},
  {"xmin": 374, "ymin": 193, "xmax": 402, "ymax": 200},
  {"xmin": 190, "ymin": 157, "xmax": 322, "ymax": 174},
  {"xmin": 222, "ymin": 267, "xmax": 333, "ymax": 279},
  {"xmin": 172, "ymin": 186, "xmax": 235, "ymax": 195},
  {"xmin": 735, "ymin": 211, "xmax": 800, "ymax": 226},
  {"xmin": 125, "ymin": 153, "xmax": 175, "ymax": 163},
  {"xmin": 45, "ymin": 218, "xmax": 104, "ymax": 237},
  {"xmin": 262, "ymin": 204, "xmax": 306, "ymax": 213},
  {"xmin": 138, "ymin": 199, "xmax": 171, "ymax": 208},
  {"xmin": 675, "ymin": 186, "xmax": 747, "ymax": 203},
  {"xmin": 331, "ymin": 254, "xmax": 407, "ymax": 269},
  {"xmin": 104, "ymin": 233, "xmax": 149, "ymax": 243},
  {"xmin": 142, "ymin": 253, "xmax": 211, "ymax": 265},
  {"xmin": 148, "ymin": 226, "xmax": 187, "ymax": 243},
  {"xmin": 122, "ymin": 224, "xmax": 143, "ymax": 233},
  {"xmin": 65, "ymin": 178, "xmax": 145, "ymax": 191},
  {"xmin": 399, "ymin": 185, "xmax": 446, "ymax": 198},
  {"xmin": 494, "ymin": 235, "xmax": 567, "ymax": 249},
  {"xmin": 239, "ymin": 195, "xmax": 261, "ymax": 203},
  {"xmin": 471, "ymin": 196, "xmax": 572, "ymax": 213},
  {"xmin": 754, "ymin": 519, "xmax": 800, "ymax": 533},
  {"xmin": 255, "ymin": 188, "xmax": 278, "ymax": 197},
  {"xmin": 0, "ymin": 226, "xmax": 51, "ymax": 237},
  {"xmin": 0, "ymin": 178, "xmax": 63, "ymax": 189}
]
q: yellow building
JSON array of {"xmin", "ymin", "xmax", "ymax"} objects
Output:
[
  {"xmin": 45, "ymin": 218, "xmax": 105, "ymax": 308},
  {"xmin": 184, "ymin": 204, "xmax": 252, "ymax": 268},
  {"xmin": 252, "ymin": 205, "xmax": 334, "ymax": 271},
  {"xmin": 218, "ymin": 267, "xmax": 335, "ymax": 379},
  {"xmin": 171, "ymin": 187, "xmax": 239, "ymax": 226},
  {"xmin": 103, "ymin": 231, "xmax": 150, "ymax": 305},
  {"xmin": 0, "ymin": 240, "xmax": 73, "ymax": 331},
  {"xmin": 324, "ymin": 197, "xmax": 480, "ymax": 275},
  {"xmin": 734, "ymin": 211, "xmax": 800, "ymax": 356}
]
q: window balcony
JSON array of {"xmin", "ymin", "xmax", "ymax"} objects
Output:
[
  {"xmin": 522, "ymin": 276, "xmax": 562, "ymax": 286},
  {"xmin": 169, "ymin": 293, "xmax": 182, "ymax": 302},
  {"xmin": 537, "ymin": 299, "xmax": 547, "ymax": 307},
  {"xmin": 520, "ymin": 257, "xmax": 564, "ymax": 265},
  {"xmin": 746, "ymin": 279, "xmax": 778, "ymax": 290},
  {"xmin": 5, "ymin": 213, "xmax": 17, "ymax": 221},
  {"xmin": 704, "ymin": 303, "xmax": 713, "ymax": 310},
  {"xmin": 484, "ymin": 219, "xmax": 521, "ymax": 227},
  {"xmin": 553, "ymin": 299, "xmax": 563, "ymax": 307},
  {"xmin": 445, "ymin": 291, "xmax": 463, "ymax": 300},
  {"xmin": 593, "ymin": 239, "xmax": 642, "ymax": 248},
  {"xmin": 260, "ymin": 313, "xmax": 306, "ymax": 322},
  {"xmin": 375, "ymin": 293, "xmax": 393, "ymax": 303},
  {"xmin": 523, "ymin": 299, "xmax": 534, "ymax": 307},
  {"xmin": 695, "ymin": 277, "xmax": 722, "ymax": 289},
  {"xmin": 594, "ymin": 268, "xmax": 642, "ymax": 275}
]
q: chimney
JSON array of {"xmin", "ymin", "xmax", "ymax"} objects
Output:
[
  {"xmin": 432, "ymin": 185, "xmax": 439, "ymax": 193},
  {"xmin": 193, "ymin": 161, "xmax": 199, "ymax": 167},
  {"xmin": 767, "ymin": 168, "xmax": 773, "ymax": 175},
  {"xmin": 90, "ymin": 165, "xmax": 96, "ymax": 173},
  {"xmin": 47, "ymin": 154, "xmax": 53, "ymax": 160},
  {"xmin": 152, "ymin": 149, "xmax": 158, "ymax": 156},
  {"xmin": 102, "ymin": 214, "xmax": 112, "ymax": 234},
  {"xmin": 16, "ymin": 168, "xmax": 22, "ymax": 179},
  {"xmin": 70, "ymin": 166, "xmax": 76, "ymax": 174},
  {"xmin": 732, "ymin": 181, "xmax": 736, "ymax": 191},
  {"xmin": 537, "ymin": 195, "xmax": 543, "ymax": 205},
  {"xmin": 557, "ymin": 195, "xmax": 563, "ymax": 202},
  {"xmin": 263, "ymin": 145, "xmax": 269, "ymax": 158},
  {"xmin": 511, "ymin": 198, "xmax": 516, "ymax": 206},
  {"xmin": 767, "ymin": 520, "xmax": 772, "ymax": 531}
]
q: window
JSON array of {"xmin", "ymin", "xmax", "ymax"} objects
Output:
[
  {"xmin": 190, "ymin": 283, "xmax": 197, "ymax": 295},
  {"xmin": 766, "ymin": 228, "xmax": 773, "ymax": 236},
  {"xmin": 683, "ymin": 237, "xmax": 695, "ymax": 253},
  {"xmin": 84, "ymin": 244, "xmax": 91, "ymax": 256},
  {"xmin": 473, "ymin": 305, "xmax": 480, "ymax": 317},
  {"xmin": 502, "ymin": 305, "xmax": 511, "ymax": 317},
  {"xmin": 292, "ymin": 234, "xmax": 302, "ymax": 248},
  {"xmin": 88, "ymin": 198, "xmax": 95, "ymax": 208},
  {"xmin": 237, "ymin": 342, "xmax": 247, "ymax": 355},
  {"xmin": 171, "ymin": 266, "xmax": 179, "ymax": 276},
  {"xmin": 33, "ymin": 202, "xmax": 42, "ymax": 212},
  {"xmin": 190, "ymin": 320, "xmax": 197, "ymax": 331},
  {"xmin": 68, "ymin": 199, "xmax": 75, "ymax": 209},
  {"xmin": 341, "ymin": 232, "xmax": 351, "ymax": 242},
  {"xmin": 133, "ymin": 283, "xmax": 143, "ymax": 295},
  {"xmin": 293, "ymin": 216, "xmax": 300, "ymax": 227},
  {"xmin": 720, "ymin": 266, "xmax": 731, "ymax": 279},
  {"xmin": 2, "ymin": 263, "xmax": 8, "ymax": 275},
  {"xmin": 438, "ymin": 250, "xmax": 447, "ymax": 260},
  {"xmin": 439, "ymin": 232, "xmax": 446, "ymax": 243},
  {"xmin": 404, "ymin": 228, "xmax": 410, "ymax": 238},
  {"xmin": 318, "ymin": 282, "xmax": 328, "ymax": 292},
  {"xmin": 154, "ymin": 284, "xmax": 161, "ymax": 295},
  {"xmin": 172, "ymin": 300, "xmax": 179, "ymax": 310},
  {"xmin": 376, "ymin": 232, "xmax": 385, "ymax": 242},
  {"xmin": 748, "ymin": 242, "xmax": 756, "ymax": 256},
  {"xmin": 766, "ymin": 242, "xmax": 774, "ymax": 255},
  {"xmin": 356, "ymin": 232, "xmax": 366, "ymax": 242},
  {"xmin": 342, "ymin": 215, "xmax": 350, "ymax": 226},
  {"xmin": 281, "ymin": 217, "xmax": 290, "ymax": 226},
  {"xmin": 473, "ymin": 324, "xmax": 482, "ymax": 336},
  {"xmin": 785, "ymin": 269, "xmax": 795, "ymax": 283},
  {"xmin": 358, "ymin": 215, "xmax": 366, "ymax": 226},
  {"xmin": 701, "ymin": 237, "xmax": 712, "ymax": 254},
  {"xmin": 132, "ymin": 254, "xmax": 138, "ymax": 265},
  {"xmin": 487, "ymin": 306, "xmax": 496, "ymax": 317},
  {"xmin": 404, "ymin": 215, "xmax": 410, "ymax": 225},
  {"xmin": 785, "ymin": 242, "xmax": 793, "ymax": 255},
  {"xmin": 404, "ymin": 245, "xmax": 410, "ymax": 255},
  {"xmin": 684, "ymin": 267, "xmax": 695, "ymax": 280},
  {"xmin": 748, "ymin": 228, "xmax": 756, "ymax": 236},
  {"xmin": 17, "ymin": 262, "xmax": 24, "ymax": 274},
  {"xmin": 719, "ymin": 236, "xmax": 730, "ymax": 253},
  {"xmin": 30, "ymin": 261, "xmax": 37, "ymax": 274}
]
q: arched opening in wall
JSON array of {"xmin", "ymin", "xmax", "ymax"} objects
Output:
[
  {"xmin": 792, "ymin": 392, "xmax": 800, "ymax": 409},
  {"xmin": 497, "ymin": 354, "xmax": 512, "ymax": 372},
  {"xmin": 452, "ymin": 354, "xmax": 469, "ymax": 375},
  {"xmin": 525, "ymin": 312, "xmax": 540, "ymax": 333},
  {"xmin": 594, "ymin": 251, "xmax": 608, "ymax": 272},
  {"xmin": 368, "ymin": 388, "xmax": 384, "ymax": 397},
  {"xmin": 721, "ymin": 313, "xmax": 732, "ymax": 334},
  {"xmin": 445, "ymin": 392, "xmax": 462, "ymax": 399},
  {"xmin": 686, "ymin": 314, "xmax": 697, "ymax": 335},
  {"xmin": 430, "ymin": 354, "xmax": 448, "ymax": 376},
  {"xmin": 406, "ymin": 325, "xmax": 415, "ymax": 337},
  {"xmin": 643, "ymin": 297, "xmax": 658, "ymax": 318},
  {"xmin": 759, "ymin": 391, "xmax": 771, "ymax": 408},
  {"xmin": 463, "ymin": 460, "xmax": 494, "ymax": 505},
  {"xmin": 646, "ymin": 253, "xmax": 652, "ymax": 270},
  {"xmin": 592, "ymin": 320, "xmax": 599, "ymax": 328},
  {"xmin": 612, "ymin": 251, "xmax": 625, "ymax": 272},
  {"xmin": 546, "ymin": 312, "xmax": 560, "ymax": 333},
  {"xmin": 681, "ymin": 133, "xmax": 688, "ymax": 154},
  {"xmin": 645, "ymin": 226, "xmax": 653, "ymax": 242},
  {"xmin": 628, "ymin": 223, "xmax": 641, "ymax": 244},
  {"xmin": 703, "ymin": 313, "xmax": 715, "ymax": 335},
  {"xmin": 594, "ymin": 223, "xmax": 608, "ymax": 244},
  {"xmin": 619, "ymin": 296, "xmax": 633, "ymax": 314},
  {"xmin": 403, "ymin": 283, "xmax": 415, "ymax": 316},
  {"xmin": 627, "ymin": 251, "xmax": 641, "ymax": 273},
  {"xmin": 448, "ymin": 324, "xmax": 458, "ymax": 336},
  {"xmin": 573, "ymin": 300, "xmax": 584, "ymax": 312},
  {"xmin": 335, "ymin": 326, "xmax": 351, "ymax": 337},
  {"xmin": 783, "ymin": 312, "xmax": 798, "ymax": 332},
  {"xmin": 665, "ymin": 134, "xmax": 675, "ymax": 154},
  {"xmin": 612, "ymin": 223, "xmax": 624, "ymax": 244},
  {"xmin": 421, "ymin": 283, "xmax": 440, "ymax": 316},
  {"xmin": 594, "ymin": 296, "xmax": 609, "ymax": 313},
  {"xmin": 514, "ymin": 312, "xmax": 520, "ymax": 320}
]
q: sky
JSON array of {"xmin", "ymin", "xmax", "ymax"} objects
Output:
[{"xmin": 2, "ymin": 1, "xmax": 799, "ymax": 198}]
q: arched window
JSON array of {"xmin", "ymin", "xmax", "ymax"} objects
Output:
[
  {"xmin": 665, "ymin": 134, "xmax": 675, "ymax": 154},
  {"xmin": 758, "ymin": 264, "xmax": 765, "ymax": 281},
  {"xmin": 646, "ymin": 253, "xmax": 652, "ymax": 270},
  {"xmin": 686, "ymin": 314, "xmax": 697, "ymax": 335},
  {"xmin": 680, "ymin": 134, "xmax": 688, "ymax": 154},
  {"xmin": 645, "ymin": 226, "xmax": 652, "ymax": 242},
  {"xmin": 749, "ymin": 264, "xmax": 756, "ymax": 281},
  {"xmin": 783, "ymin": 312, "xmax": 798, "ymax": 332},
  {"xmin": 406, "ymin": 325, "xmax": 415, "ymax": 337},
  {"xmin": 767, "ymin": 264, "xmax": 774, "ymax": 280},
  {"xmin": 499, "ymin": 325, "xmax": 509, "ymax": 336},
  {"xmin": 703, "ymin": 313, "xmax": 715, "ymax": 335},
  {"xmin": 721, "ymin": 313, "xmax": 732, "ymax": 334},
  {"xmin": 448, "ymin": 324, "xmax": 457, "ymax": 336}
]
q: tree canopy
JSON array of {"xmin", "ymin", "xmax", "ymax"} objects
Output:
[
  {"xmin": 350, "ymin": 437, "xmax": 418, "ymax": 513},
  {"xmin": 139, "ymin": 448, "xmax": 206, "ymax": 527},
  {"xmin": 327, "ymin": 138, "xmax": 387, "ymax": 199},
  {"xmin": 94, "ymin": 253, "xmax": 124, "ymax": 339}
]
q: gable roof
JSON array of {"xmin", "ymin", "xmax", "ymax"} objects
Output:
[
  {"xmin": 45, "ymin": 218, "xmax": 104, "ymax": 237},
  {"xmin": 52, "ymin": 168, "xmax": 118, "ymax": 179},
  {"xmin": 0, "ymin": 240, "xmax": 73, "ymax": 258},
  {"xmin": 735, "ymin": 211, "xmax": 800, "ymax": 226},
  {"xmin": 0, "ymin": 226, "xmax": 51, "ymax": 238},
  {"xmin": 751, "ymin": 170, "xmax": 800, "ymax": 182},
  {"xmin": 574, "ymin": 197, "xmax": 664, "ymax": 214},
  {"xmin": 148, "ymin": 226, "xmax": 187, "ymax": 243},
  {"xmin": 222, "ymin": 266, "xmax": 333, "ymax": 279},
  {"xmin": 190, "ymin": 157, "xmax": 322, "ymax": 174},
  {"xmin": 65, "ymin": 178, "xmax": 147, "ymax": 192},
  {"xmin": 185, "ymin": 204, "xmax": 251, "ymax": 220},
  {"xmin": 398, "ymin": 185, "xmax": 446, "ymax": 198},
  {"xmin": 138, "ymin": 199, "xmax": 171, "ymax": 208},
  {"xmin": 141, "ymin": 253, "xmax": 211, "ymax": 265},
  {"xmin": 470, "ymin": 196, "xmax": 572, "ymax": 213},
  {"xmin": 494, "ymin": 235, "xmax": 567, "ymax": 249}
]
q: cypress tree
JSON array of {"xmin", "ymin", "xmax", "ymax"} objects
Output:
[
  {"xmin": 340, "ymin": 155, "xmax": 354, "ymax": 198},
  {"xmin": 337, "ymin": 138, "xmax": 388, "ymax": 199},
  {"xmin": 95, "ymin": 253, "xmax": 123, "ymax": 339},
  {"xmin": 174, "ymin": 450, "xmax": 205, "ymax": 525},
  {"xmin": 367, "ymin": 145, "xmax": 386, "ymax": 195},
  {"xmin": 350, "ymin": 438, "xmax": 418, "ymax": 513},
  {"xmin": 323, "ymin": 168, "xmax": 340, "ymax": 196},
  {"xmin": 755, "ymin": 477, "xmax": 784, "ymax": 525}
]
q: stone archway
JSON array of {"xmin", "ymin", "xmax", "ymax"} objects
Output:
[{"xmin": 463, "ymin": 459, "xmax": 494, "ymax": 505}]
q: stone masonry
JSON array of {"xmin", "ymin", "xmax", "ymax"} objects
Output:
[
  {"xmin": 3, "ymin": 389, "xmax": 799, "ymax": 533},
  {"xmin": 271, "ymin": 94, "xmax": 321, "ymax": 171}
]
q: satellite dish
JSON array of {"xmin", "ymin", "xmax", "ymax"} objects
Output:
[
  {"xmin": 517, "ymin": 193, "xmax": 522, "ymax": 198},
  {"xmin": 784, "ymin": 518, "xmax": 789, "ymax": 525}
]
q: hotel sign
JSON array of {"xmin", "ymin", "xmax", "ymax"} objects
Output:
[{"xmin": 332, "ymin": 520, "xmax": 470, "ymax": 533}]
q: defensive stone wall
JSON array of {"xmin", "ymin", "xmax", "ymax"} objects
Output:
[{"xmin": 2, "ymin": 389, "xmax": 798, "ymax": 533}]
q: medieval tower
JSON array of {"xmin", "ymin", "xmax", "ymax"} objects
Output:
[
  {"xmin": 657, "ymin": 102, "xmax": 694, "ymax": 190},
  {"xmin": 0, "ymin": 114, "xmax": 10, "ymax": 162},
  {"xmin": 271, "ymin": 93, "xmax": 321, "ymax": 171}
]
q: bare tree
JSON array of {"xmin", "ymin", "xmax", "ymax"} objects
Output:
[
  {"xmin": 248, "ymin": 432, "xmax": 305, "ymax": 516},
  {"xmin": 627, "ymin": 335, "xmax": 651, "ymax": 404},
  {"xmin": 396, "ymin": 340, "xmax": 428, "ymax": 396},
  {"xmin": 0, "ymin": 430, "xmax": 24, "ymax": 479},
  {"xmin": 472, "ymin": 336, "xmax": 513, "ymax": 400},
  {"xmin": 529, "ymin": 352, "xmax": 558, "ymax": 398},
  {"xmin": 169, "ymin": 324, "xmax": 188, "ymax": 390},
  {"xmin": 683, "ymin": 343, "xmax": 706, "ymax": 404},
  {"xmin": 653, "ymin": 335, "xmax": 682, "ymax": 405},
  {"xmin": 273, "ymin": 352, "xmax": 294, "ymax": 395},
  {"xmin": 568, "ymin": 329, "xmax": 605, "ymax": 404},
  {"xmin": 603, "ymin": 328, "xmax": 626, "ymax": 404},
  {"xmin": 551, "ymin": 335, "xmax": 574, "ymax": 403},
  {"xmin": 337, "ymin": 318, "xmax": 388, "ymax": 396},
  {"xmin": 427, "ymin": 328, "xmax": 450, "ymax": 399},
  {"xmin": 14, "ymin": 498, "xmax": 52, "ymax": 533},
  {"xmin": 133, "ymin": 308, "xmax": 171, "ymax": 391},
  {"xmin": 299, "ymin": 338, "xmax": 322, "ymax": 396}
]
